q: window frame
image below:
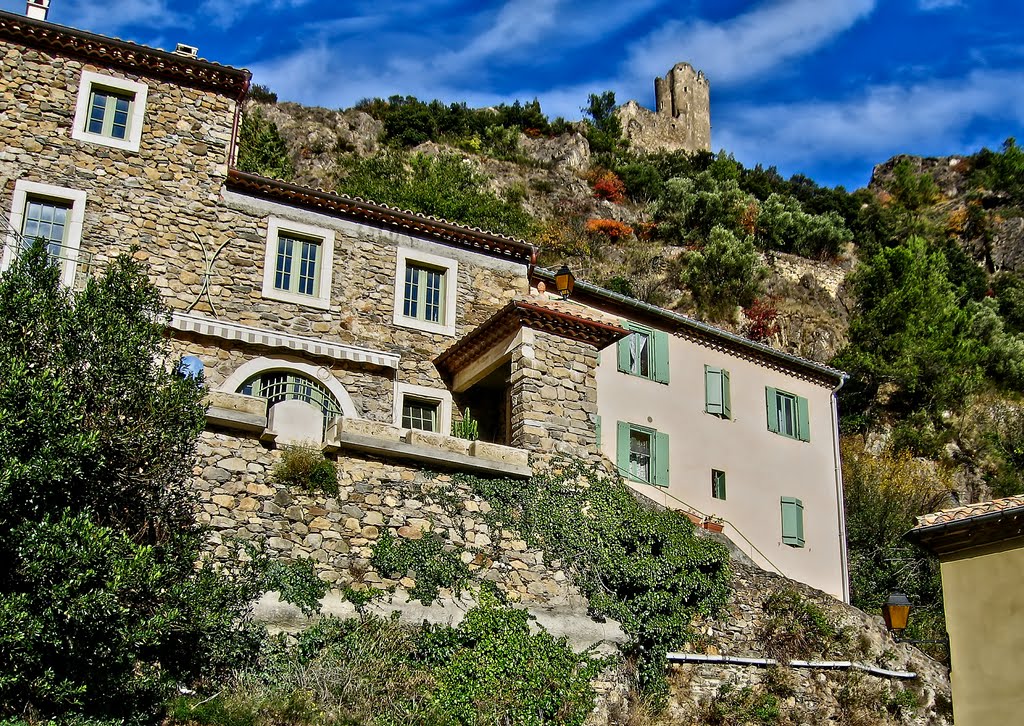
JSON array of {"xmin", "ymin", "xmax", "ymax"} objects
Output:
[
  {"xmin": 3, "ymin": 180, "xmax": 87, "ymax": 288},
  {"xmin": 766, "ymin": 387, "xmax": 810, "ymax": 442},
  {"xmin": 71, "ymin": 70, "xmax": 148, "ymax": 152},
  {"xmin": 781, "ymin": 496, "xmax": 805, "ymax": 547},
  {"xmin": 393, "ymin": 248, "xmax": 458, "ymax": 337},
  {"xmin": 394, "ymin": 383, "xmax": 453, "ymax": 434},
  {"xmin": 261, "ymin": 217, "xmax": 335, "ymax": 309},
  {"xmin": 616, "ymin": 321, "xmax": 669, "ymax": 383},
  {"xmin": 712, "ymin": 469, "xmax": 727, "ymax": 500},
  {"xmin": 616, "ymin": 420, "xmax": 670, "ymax": 487}
]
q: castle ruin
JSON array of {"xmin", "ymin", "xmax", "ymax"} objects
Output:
[{"xmin": 616, "ymin": 62, "xmax": 711, "ymax": 154}]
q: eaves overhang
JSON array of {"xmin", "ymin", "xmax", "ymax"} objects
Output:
[
  {"xmin": 906, "ymin": 496, "xmax": 1024, "ymax": 557},
  {"xmin": 533, "ymin": 267, "xmax": 847, "ymax": 387},
  {"xmin": 435, "ymin": 299, "xmax": 629, "ymax": 379},
  {"xmin": 0, "ymin": 9, "xmax": 251, "ymax": 96},
  {"xmin": 227, "ymin": 169, "xmax": 537, "ymax": 265}
]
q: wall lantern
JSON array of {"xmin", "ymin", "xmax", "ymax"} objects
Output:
[
  {"xmin": 554, "ymin": 265, "xmax": 575, "ymax": 300},
  {"xmin": 882, "ymin": 591, "xmax": 912, "ymax": 636}
]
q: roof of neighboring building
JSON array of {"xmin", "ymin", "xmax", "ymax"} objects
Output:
[
  {"xmin": 533, "ymin": 267, "xmax": 847, "ymax": 386},
  {"xmin": 435, "ymin": 297, "xmax": 629, "ymax": 378},
  {"xmin": 907, "ymin": 496, "xmax": 1024, "ymax": 557},
  {"xmin": 227, "ymin": 170, "xmax": 537, "ymax": 265},
  {"xmin": 0, "ymin": 9, "xmax": 250, "ymax": 95}
]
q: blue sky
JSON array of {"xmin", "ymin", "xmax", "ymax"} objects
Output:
[{"xmin": 8, "ymin": 0, "xmax": 1023, "ymax": 190}]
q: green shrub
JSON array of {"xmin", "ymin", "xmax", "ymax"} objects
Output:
[
  {"xmin": 679, "ymin": 225, "xmax": 766, "ymax": 320},
  {"xmin": 370, "ymin": 530, "xmax": 470, "ymax": 605},
  {"xmin": 236, "ymin": 107, "xmax": 293, "ymax": 181},
  {"xmin": 458, "ymin": 459, "xmax": 730, "ymax": 701},
  {"xmin": 272, "ymin": 444, "xmax": 338, "ymax": 495},
  {"xmin": 703, "ymin": 684, "xmax": 780, "ymax": 725},
  {"xmin": 758, "ymin": 587, "xmax": 844, "ymax": 661}
]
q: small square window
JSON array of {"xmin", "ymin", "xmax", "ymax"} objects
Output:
[
  {"xmin": 261, "ymin": 217, "xmax": 335, "ymax": 309},
  {"xmin": 393, "ymin": 248, "xmax": 458, "ymax": 336},
  {"xmin": 72, "ymin": 71, "xmax": 148, "ymax": 152},
  {"xmin": 402, "ymin": 397, "xmax": 439, "ymax": 432},
  {"xmin": 712, "ymin": 469, "xmax": 726, "ymax": 500}
]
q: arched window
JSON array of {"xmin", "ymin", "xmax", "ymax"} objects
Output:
[{"xmin": 237, "ymin": 370, "xmax": 342, "ymax": 432}]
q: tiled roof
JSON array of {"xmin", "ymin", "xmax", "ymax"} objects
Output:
[
  {"xmin": 227, "ymin": 170, "xmax": 536, "ymax": 264},
  {"xmin": 913, "ymin": 495, "xmax": 1024, "ymax": 529},
  {"xmin": 0, "ymin": 9, "xmax": 250, "ymax": 96},
  {"xmin": 435, "ymin": 296, "xmax": 629, "ymax": 378}
]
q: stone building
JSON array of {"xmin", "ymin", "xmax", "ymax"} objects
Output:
[
  {"xmin": 616, "ymin": 62, "xmax": 712, "ymax": 154},
  {"xmin": 0, "ymin": 7, "xmax": 847, "ymax": 605}
]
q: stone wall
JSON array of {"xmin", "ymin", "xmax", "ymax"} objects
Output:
[
  {"xmin": 194, "ymin": 429, "xmax": 580, "ymax": 605},
  {"xmin": 614, "ymin": 562, "xmax": 955, "ymax": 725},
  {"xmin": 511, "ymin": 329, "xmax": 600, "ymax": 457}
]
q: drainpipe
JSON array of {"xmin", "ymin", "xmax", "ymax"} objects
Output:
[{"xmin": 831, "ymin": 373, "xmax": 851, "ymax": 603}]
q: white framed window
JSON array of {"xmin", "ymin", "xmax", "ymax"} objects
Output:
[
  {"xmin": 3, "ymin": 180, "xmax": 87, "ymax": 287},
  {"xmin": 261, "ymin": 217, "xmax": 335, "ymax": 310},
  {"xmin": 394, "ymin": 383, "xmax": 453, "ymax": 434},
  {"xmin": 71, "ymin": 70, "xmax": 148, "ymax": 152},
  {"xmin": 393, "ymin": 248, "xmax": 458, "ymax": 336}
]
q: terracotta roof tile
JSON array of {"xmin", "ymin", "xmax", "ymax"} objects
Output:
[{"xmin": 913, "ymin": 495, "xmax": 1024, "ymax": 529}]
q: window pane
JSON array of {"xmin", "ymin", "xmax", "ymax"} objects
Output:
[
  {"xmin": 111, "ymin": 95, "xmax": 131, "ymax": 139},
  {"xmin": 629, "ymin": 332, "xmax": 650, "ymax": 377},
  {"xmin": 298, "ymin": 238, "xmax": 319, "ymax": 296},
  {"xmin": 402, "ymin": 398, "xmax": 438, "ymax": 432},
  {"xmin": 23, "ymin": 199, "xmax": 71, "ymax": 259},
  {"xmin": 424, "ymin": 268, "xmax": 443, "ymax": 323},
  {"xmin": 629, "ymin": 429, "xmax": 652, "ymax": 483},
  {"xmin": 403, "ymin": 266, "xmax": 419, "ymax": 318},
  {"xmin": 87, "ymin": 91, "xmax": 107, "ymax": 133},
  {"xmin": 776, "ymin": 393, "xmax": 796, "ymax": 437},
  {"xmin": 274, "ymin": 236, "xmax": 294, "ymax": 291}
]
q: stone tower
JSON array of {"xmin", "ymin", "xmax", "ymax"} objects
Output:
[{"xmin": 616, "ymin": 62, "xmax": 711, "ymax": 154}]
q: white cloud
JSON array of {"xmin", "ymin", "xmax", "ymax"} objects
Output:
[
  {"xmin": 625, "ymin": 0, "xmax": 877, "ymax": 87},
  {"xmin": 198, "ymin": 0, "xmax": 314, "ymax": 29},
  {"xmin": 918, "ymin": 0, "xmax": 962, "ymax": 10},
  {"xmin": 715, "ymin": 69, "xmax": 1024, "ymax": 175},
  {"xmin": 59, "ymin": 0, "xmax": 184, "ymax": 33}
]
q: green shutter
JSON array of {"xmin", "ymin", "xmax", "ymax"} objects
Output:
[
  {"xmin": 617, "ymin": 320, "xmax": 631, "ymax": 372},
  {"xmin": 654, "ymin": 430, "xmax": 670, "ymax": 487},
  {"xmin": 595, "ymin": 415, "xmax": 602, "ymax": 448},
  {"xmin": 616, "ymin": 421, "xmax": 630, "ymax": 473},
  {"xmin": 705, "ymin": 366, "xmax": 723, "ymax": 415},
  {"xmin": 796, "ymin": 396, "xmax": 810, "ymax": 442},
  {"xmin": 766, "ymin": 388, "xmax": 779, "ymax": 432},
  {"xmin": 712, "ymin": 469, "xmax": 726, "ymax": 499},
  {"xmin": 722, "ymin": 369, "xmax": 732, "ymax": 419},
  {"xmin": 653, "ymin": 330, "xmax": 670, "ymax": 384},
  {"xmin": 781, "ymin": 497, "xmax": 805, "ymax": 547}
]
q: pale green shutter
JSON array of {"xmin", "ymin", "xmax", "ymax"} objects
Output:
[
  {"xmin": 617, "ymin": 320, "xmax": 632, "ymax": 372},
  {"xmin": 781, "ymin": 497, "xmax": 805, "ymax": 547},
  {"xmin": 654, "ymin": 430, "xmax": 670, "ymax": 487},
  {"xmin": 653, "ymin": 330, "xmax": 670, "ymax": 384},
  {"xmin": 705, "ymin": 366, "xmax": 723, "ymax": 415},
  {"xmin": 722, "ymin": 370, "xmax": 732, "ymax": 419},
  {"xmin": 796, "ymin": 396, "xmax": 810, "ymax": 442},
  {"xmin": 766, "ymin": 388, "xmax": 779, "ymax": 432},
  {"xmin": 616, "ymin": 421, "xmax": 631, "ymax": 473}
]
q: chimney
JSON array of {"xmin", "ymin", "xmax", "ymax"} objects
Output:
[
  {"xmin": 173, "ymin": 43, "xmax": 199, "ymax": 58},
  {"xmin": 25, "ymin": 0, "xmax": 50, "ymax": 20}
]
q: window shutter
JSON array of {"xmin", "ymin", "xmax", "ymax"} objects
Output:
[
  {"xmin": 781, "ymin": 497, "xmax": 805, "ymax": 547},
  {"xmin": 705, "ymin": 366, "xmax": 723, "ymax": 415},
  {"xmin": 595, "ymin": 415, "xmax": 602, "ymax": 447},
  {"xmin": 722, "ymin": 369, "xmax": 732, "ymax": 419},
  {"xmin": 653, "ymin": 330, "xmax": 670, "ymax": 384},
  {"xmin": 654, "ymin": 430, "xmax": 670, "ymax": 487},
  {"xmin": 766, "ymin": 388, "xmax": 780, "ymax": 433},
  {"xmin": 796, "ymin": 396, "xmax": 810, "ymax": 442},
  {"xmin": 616, "ymin": 421, "xmax": 631, "ymax": 473},
  {"xmin": 617, "ymin": 320, "xmax": 632, "ymax": 373}
]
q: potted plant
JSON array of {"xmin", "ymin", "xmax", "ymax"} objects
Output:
[{"xmin": 703, "ymin": 515, "xmax": 724, "ymax": 533}]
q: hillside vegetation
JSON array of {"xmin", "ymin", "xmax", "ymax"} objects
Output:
[{"xmin": 238, "ymin": 82, "xmax": 1024, "ymax": 680}]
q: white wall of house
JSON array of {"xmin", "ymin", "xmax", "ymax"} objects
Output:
[{"xmin": 594, "ymin": 317, "xmax": 848, "ymax": 601}]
